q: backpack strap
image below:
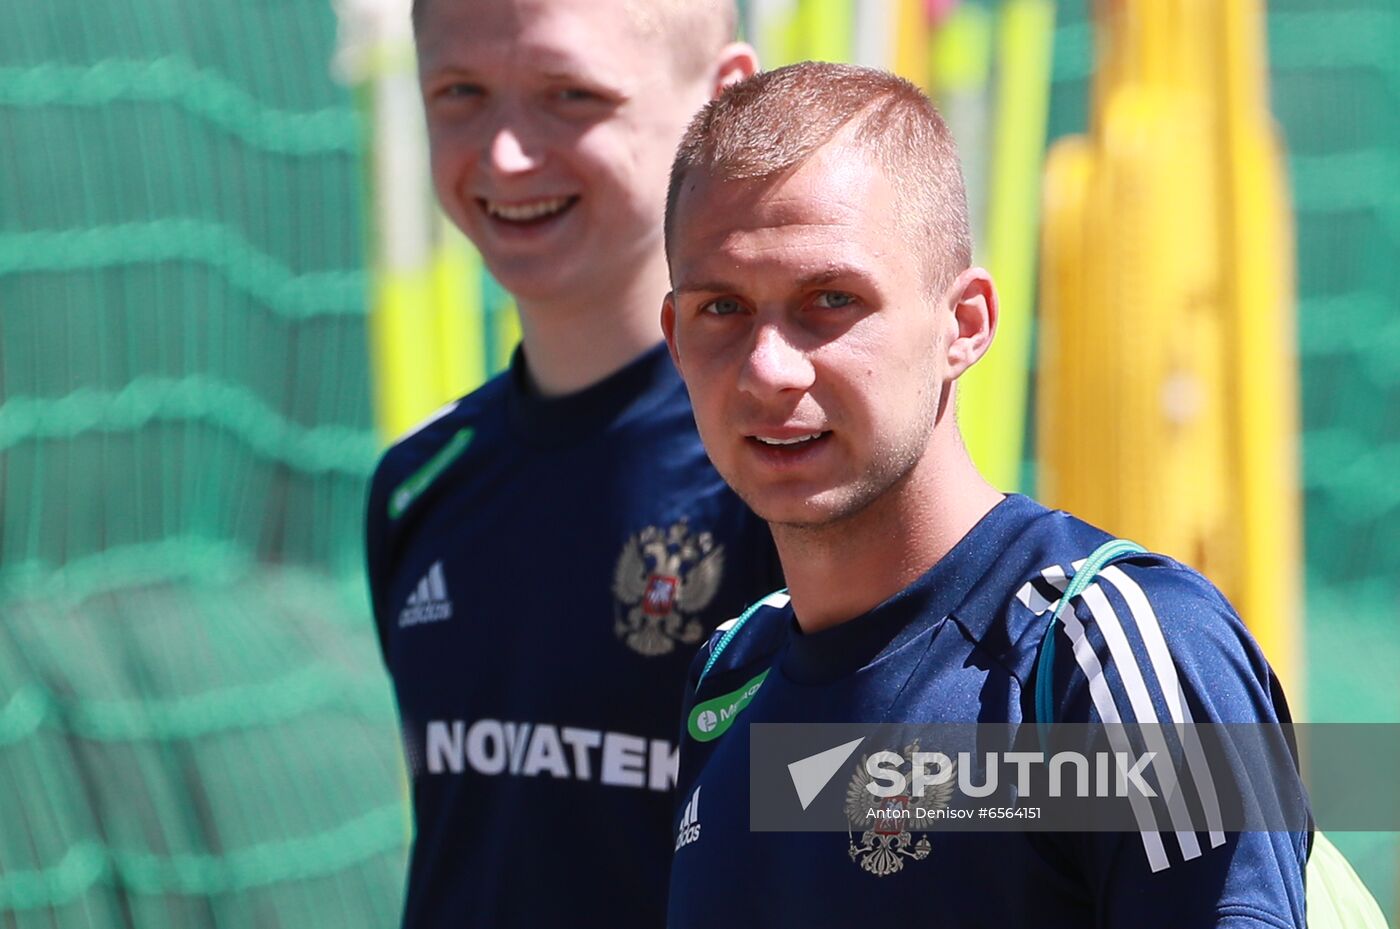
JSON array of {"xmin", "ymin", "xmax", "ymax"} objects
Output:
[
  {"xmin": 1032, "ymin": 539, "xmax": 1145, "ymax": 750},
  {"xmin": 696, "ymin": 589, "xmax": 790, "ymax": 691},
  {"xmin": 1026, "ymin": 541, "xmax": 1381, "ymax": 924}
]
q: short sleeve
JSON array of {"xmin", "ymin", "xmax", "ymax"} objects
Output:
[{"xmin": 1046, "ymin": 560, "xmax": 1308, "ymax": 927}]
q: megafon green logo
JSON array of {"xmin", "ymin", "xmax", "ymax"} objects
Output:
[{"xmin": 688, "ymin": 670, "xmax": 768, "ymax": 742}]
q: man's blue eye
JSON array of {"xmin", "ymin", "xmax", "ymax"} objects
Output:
[
  {"xmin": 702, "ymin": 298, "xmax": 742, "ymax": 316},
  {"xmin": 557, "ymin": 88, "xmax": 597, "ymax": 102},
  {"xmin": 814, "ymin": 291, "xmax": 855, "ymax": 309}
]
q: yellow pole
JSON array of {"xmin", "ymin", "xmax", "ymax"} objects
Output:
[
  {"xmin": 359, "ymin": 35, "xmax": 443, "ymax": 443},
  {"xmin": 1042, "ymin": 0, "xmax": 1227, "ymax": 562},
  {"xmin": 371, "ymin": 270, "xmax": 441, "ymax": 442},
  {"xmin": 751, "ymin": 0, "xmax": 802, "ymax": 67},
  {"xmin": 1214, "ymin": 0, "xmax": 1303, "ymax": 702},
  {"xmin": 797, "ymin": 0, "xmax": 854, "ymax": 62},
  {"xmin": 1035, "ymin": 134, "xmax": 1094, "ymax": 508},
  {"xmin": 1038, "ymin": 0, "xmax": 1300, "ymax": 696},
  {"xmin": 959, "ymin": 0, "xmax": 1056, "ymax": 491},
  {"xmin": 892, "ymin": 0, "xmax": 928, "ymax": 86}
]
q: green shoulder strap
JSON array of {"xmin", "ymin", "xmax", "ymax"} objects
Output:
[
  {"xmin": 1032, "ymin": 538, "xmax": 1144, "ymax": 749},
  {"xmin": 696, "ymin": 589, "xmax": 788, "ymax": 690}
]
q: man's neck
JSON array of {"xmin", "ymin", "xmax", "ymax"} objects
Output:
[
  {"xmin": 773, "ymin": 430, "xmax": 1004, "ymax": 635},
  {"xmin": 514, "ymin": 254, "xmax": 673, "ymax": 397}
]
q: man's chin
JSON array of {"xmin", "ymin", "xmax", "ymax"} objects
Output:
[
  {"xmin": 740, "ymin": 489, "xmax": 865, "ymax": 533},
  {"xmin": 478, "ymin": 259, "xmax": 576, "ymax": 305}
]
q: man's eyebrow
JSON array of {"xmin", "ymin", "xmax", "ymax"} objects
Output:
[
  {"xmin": 674, "ymin": 265, "xmax": 874, "ymax": 296},
  {"xmin": 673, "ymin": 279, "xmax": 737, "ymax": 295},
  {"xmin": 540, "ymin": 68, "xmax": 594, "ymax": 82},
  {"xmin": 796, "ymin": 266, "xmax": 865, "ymax": 288}
]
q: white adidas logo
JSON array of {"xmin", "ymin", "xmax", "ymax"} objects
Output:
[
  {"xmin": 675, "ymin": 785, "xmax": 702, "ymax": 851},
  {"xmin": 399, "ymin": 561, "xmax": 453, "ymax": 627}
]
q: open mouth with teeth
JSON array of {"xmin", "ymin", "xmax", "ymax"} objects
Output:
[
  {"xmin": 479, "ymin": 196, "xmax": 579, "ymax": 226},
  {"xmin": 749, "ymin": 432, "xmax": 830, "ymax": 450}
]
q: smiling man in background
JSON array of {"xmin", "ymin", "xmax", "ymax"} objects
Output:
[
  {"xmin": 363, "ymin": 1, "xmax": 775, "ymax": 926},
  {"xmin": 661, "ymin": 62, "xmax": 1306, "ymax": 927}
]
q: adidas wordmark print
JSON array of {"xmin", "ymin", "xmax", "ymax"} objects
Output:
[{"xmin": 400, "ymin": 561, "xmax": 453, "ymax": 627}]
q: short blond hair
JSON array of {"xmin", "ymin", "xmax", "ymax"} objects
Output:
[
  {"xmin": 666, "ymin": 61, "xmax": 972, "ymax": 289},
  {"xmin": 625, "ymin": 0, "xmax": 737, "ymax": 78},
  {"xmin": 413, "ymin": 0, "xmax": 738, "ymax": 81}
]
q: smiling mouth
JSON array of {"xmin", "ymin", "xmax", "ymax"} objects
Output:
[
  {"xmin": 478, "ymin": 196, "xmax": 578, "ymax": 225},
  {"xmin": 749, "ymin": 432, "xmax": 830, "ymax": 447}
]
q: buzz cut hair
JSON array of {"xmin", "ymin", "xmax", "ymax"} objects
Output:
[
  {"xmin": 412, "ymin": 0, "xmax": 739, "ymax": 81},
  {"xmin": 665, "ymin": 61, "xmax": 973, "ymax": 289},
  {"xmin": 625, "ymin": 0, "xmax": 738, "ymax": 78}
]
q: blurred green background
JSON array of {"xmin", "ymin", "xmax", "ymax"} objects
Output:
[
  {"xmin": 1, "ymin": 0, "xmax": 1396, "ymax": 925},
  {"xmin": 0, "ymin": 2, "xmax": 404, "ymax": 925}
]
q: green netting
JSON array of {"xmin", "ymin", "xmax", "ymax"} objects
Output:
[
  {"xmin": 1, "ymin": 1, "xmax": 405, "ymax": 926},
  {"xmin": 1047, "ymin": 0, "xmax": 1400, "ymax": 918},
  {"xmin": 4, "ymin": 0, "xmax": 1399, "ymax": 925}
]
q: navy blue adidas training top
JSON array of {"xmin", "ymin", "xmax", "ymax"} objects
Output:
[
  {"xmin": 366, "ymin": 344, "xmax": 780, "ymax": 928},
  {"xmin": 668, "ymin": 494, "xmax": 1306, "ymax": 928}
]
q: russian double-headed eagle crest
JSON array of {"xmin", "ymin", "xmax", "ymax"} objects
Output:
[
  {"xmin": 844, "ymin": 742, "xmax": 955, "ymax": 876},
  {"xmin": 612, "ymin": 520, "xmax": 725, "ymax": 656}
]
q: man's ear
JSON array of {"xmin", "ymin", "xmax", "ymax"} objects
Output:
[
  {"xmin": 709, "ymin": 42, "xmax": 758, "ymax": 98},
  {"xmin": 944, "ymin": 267, "xmax": 998, "ymax": 380},
  {"xmin": 661, "ymin": 293, "xmax": 684, "ymax": 374}
]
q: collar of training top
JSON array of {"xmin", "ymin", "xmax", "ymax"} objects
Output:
[
  {"xmin": 780, "ymin": 494, "xmax": 1042, "ymax": 684},
  {"xmin": 506, "ymin": 341, "xmax": 678, "ymax": 447}
]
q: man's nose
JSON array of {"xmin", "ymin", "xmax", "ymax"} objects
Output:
[
  {"xmin": 487, "ymin": 116, "xmax": 543, "ymax": 176},
  {"xmin": 737, "ymin": 323, "xmax": 816, "ymax": 397}
]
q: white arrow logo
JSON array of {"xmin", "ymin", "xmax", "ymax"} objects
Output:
[{"xmin": 787, "ymin": 737, "xmax": 866, "ymax": 810}]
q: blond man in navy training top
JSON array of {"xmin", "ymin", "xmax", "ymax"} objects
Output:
[{"xmin": 365, "ymin": 2, "xmax": 779, "ymax": 926}]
